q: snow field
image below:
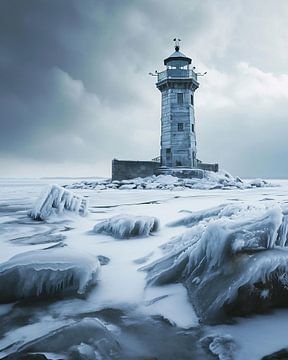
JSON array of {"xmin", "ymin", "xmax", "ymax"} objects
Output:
[{"xmin": 0, "ymin": 178, "xmax": 288, "ymax": 359}]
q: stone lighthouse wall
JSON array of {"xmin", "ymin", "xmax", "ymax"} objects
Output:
[{"xmin": 160, "ymin": 87, "xmax": 196, "ymax": 168}]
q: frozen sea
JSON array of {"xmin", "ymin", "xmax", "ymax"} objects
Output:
[{"xmin": 0, "ymin": 177, "xmax": 288, "ymax": 360}]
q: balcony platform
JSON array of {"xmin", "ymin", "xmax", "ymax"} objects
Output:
[{"xmin": 157, "ymin": 68, "xmax": 198, "ymax": 82}]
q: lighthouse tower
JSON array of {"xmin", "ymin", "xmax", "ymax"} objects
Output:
[
  {"xmin": 156, "ymin": 40, "xmax": 199, "ymax": 168},
  {"xmin": 111, "ymin": 40, "xmax": 218, "ymax": 181}
]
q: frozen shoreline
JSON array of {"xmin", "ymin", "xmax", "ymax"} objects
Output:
[
  {"xmin": 0, "ymin": 178, "xmax": 288, "ymax": 359},
  {"xmin": 65, "ymin": 170, "xmax": 273, "ymax": 191}
]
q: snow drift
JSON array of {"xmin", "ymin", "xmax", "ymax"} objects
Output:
[
  {"xmin": 0, "ymin": 247, "xmax": 100, "ymax": 303},
  {"xmin": 93, "ymin": 214, "xmax": 160, "ymax": 239},
  {"xmin": 143, "ymin": 202, "xmax": 288, "ymax": 322},
  {"xmin": 29, "ymin": 184, "xmax": 88, "ymax": 220}
]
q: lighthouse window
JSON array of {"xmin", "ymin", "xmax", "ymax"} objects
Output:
[
  {"xmin": 191, "ymin": 94, "xmax": 194, "ymax": 105},
  {"xmin": 177, "ymin": 93, "xmax": 183, "ymax": 104},
  {"xmin": 191, "ymin": 124, "xmax": 194, "ymax": 132},
  {"xmin": 178, "ymin": 123, "xmax": 184, "ymax": 131}
]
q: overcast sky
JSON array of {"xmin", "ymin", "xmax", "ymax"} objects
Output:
[{"xmin": 0, "ymin": 0, "xmax": 287, "ymax": 178}]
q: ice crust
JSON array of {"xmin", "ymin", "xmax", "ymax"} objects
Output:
[
  {"xmin": 143, "ymin": 202, "xmax": 288, "ymax": 322},
  {"xmin": 20, "ymin": 318, "xmax": 119, "ymax": 357},
  {"xmin": 0, "ymin": 247, "xmax": 100, "ymax": 303},
  {"xmin": 29, "ymin": 185, "xmax": 88, "ymax": 220},
  {"xmin": 93, "ymin": 214, "xmax": 160, "ymax": 239},
  {"xmin": 66, "ymin": 170, "xmax": 271, "ymax": 191}
]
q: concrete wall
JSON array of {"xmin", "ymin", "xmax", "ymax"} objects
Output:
[
  {"xmin": 112, "ymin": 159, "xmax": 160, "ymax": 181},
  {"xmin": 111, "ymin": 159, "xmax": 218, "ymax": 181},
  {"xmin": 197, "ymin": 162, "xmax": 219, "ymax": 172}
]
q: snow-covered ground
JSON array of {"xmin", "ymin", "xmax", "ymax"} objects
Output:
[
  {"xmin": 0, "ymin": 177, "xmax": 288, "ymax": 360},
  {"xmin": 65, "ymin": 170, "xmax": 271, "ymax": 191}
]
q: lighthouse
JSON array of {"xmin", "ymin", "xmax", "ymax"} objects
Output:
[
  {"xmin": 111, "ymin": 40, "xmax": 218, "ymax": 181},
  {"xmin": 156, "ymin": 39, "xmax": 199, "ymax": 169}
]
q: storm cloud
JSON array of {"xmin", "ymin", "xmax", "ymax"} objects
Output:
[{"xmin": 0, "ymin": 0, "xmax": 287, "ymax": 178}]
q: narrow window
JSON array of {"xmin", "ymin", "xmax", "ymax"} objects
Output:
[
  {"xmin": 176, "ymin": 160, "xmax": 182, "ymax": 166},
  {"xmin": 177, "ymin": 93, "xmax": 183, "ymax": 104},
  {"xmin": 166, "ymin": 148, "xmax": 171, "ymax": 161},
  {"xmin": 178, "ymin": 123, "xmax": 184, "ymax": 131},
  {"xmin": 191, "ymin": 94, "xmax": 194, "ymax": 105},
  {"xmin": 191, "ymin": 124, "xmax": 194, "ymax": 132}
]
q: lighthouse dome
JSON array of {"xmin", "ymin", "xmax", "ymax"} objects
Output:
[{"xmin": 164, "ymin": 49, "xmax": 192, "ymax": 67}]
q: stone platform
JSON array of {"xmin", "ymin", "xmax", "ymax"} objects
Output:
[{"xmin": 112, "ymin": 159, "xmax": 218, "ymax": 181}]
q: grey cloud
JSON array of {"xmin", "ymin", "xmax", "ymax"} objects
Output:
[{"xmin": 0, "ymin": 0, "xmax": 287, "ymax": 177}]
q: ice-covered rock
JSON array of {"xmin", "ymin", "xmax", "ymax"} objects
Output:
[
  {"xmin": 65, "ymin": 170, "xmax": 272, "ymax": 191},
  {"xmin": 29, "ymin": 184, "xmax": 89, "ymax": 220},
  {"xmin": 11, "ymin": 231, "xmax": 65, "ymax": 245},
  {"xmin": 0, "ymin": 247, "xmax": 100, "ymax": 303},
  {"xmin": 143, "ymin": 203, "xmax": 288, "ymax": 322},
  {"xmin": 93, "ymin": 214, "xmax": 160, "ymax": 239},
  {"xmin": 155, "ymin": 175, "xmax": 179, "ymax": 185},
  {"xmin": 248, "ymin": 178, "xmax": 269, "ymax": 188},
  {"xmin": 119, "ymin": 184, "xmax": 136, "ymax": 190},
  {"xmin": 69, "ymin": 343, "xmax": 99, "ymax": 360},
  {"xmin": 19, "ymin": 318, "xmax": 119, "ymax": 357},
  {"xmin": 201, "ymin": 334, "xmax": 237, "ymax": 360},
  {"xmin": 262, "ymin": 348, "xmax": 288, "ymax": 360},
  {"xmin": 97, "ymin": 255, "xmax": 110, "ymax": 265},
  {"xmin": 1, "ymin": 354, "xmax": 49, "ymax": 360},
  {"xmin": 94, "ymin": 184, "xmax": 106, "ymax": 191},
  {"xmin": 168, "ymin": 203, "xmax": 249, "ymax": 227}
]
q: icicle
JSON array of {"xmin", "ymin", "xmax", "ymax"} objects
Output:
[
  {"xmin": 93, "ymin": 214, "xmax": 160, "ymax": 239},
  {"xmin": 0, "ymin": 247, "xmax": 100, "ymax": 303},
  {"xmin": 29, "ymin": 184, "xmax": 89, "ymax": 220},
  {"xmin": 144, "ymin": 202, "xmax": 288, "ymax": 322}
]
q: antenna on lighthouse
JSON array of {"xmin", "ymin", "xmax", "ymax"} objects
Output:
[{"xmin": 173, "ymin": 38, "xmax": 181, "ymax": 51}]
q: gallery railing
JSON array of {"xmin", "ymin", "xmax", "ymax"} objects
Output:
[
  {"xmin": 151, "ymin": 156, "xmax": 161, "ymax": 163},
  {"xmin": 157, "ymin": 69, "xmax": 198, "ymax": 82}
]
